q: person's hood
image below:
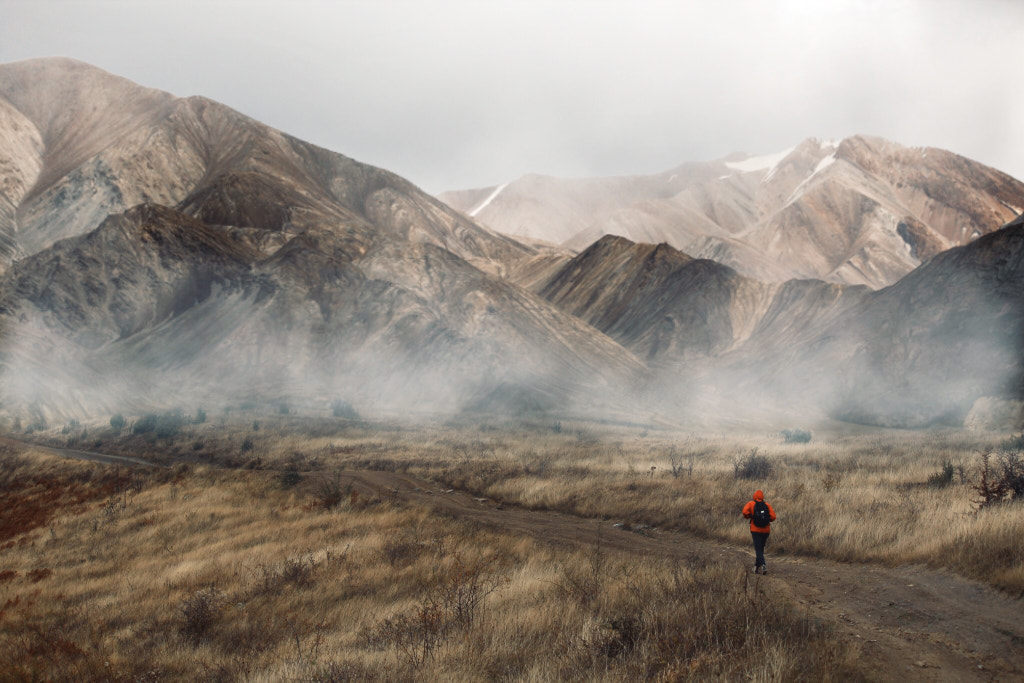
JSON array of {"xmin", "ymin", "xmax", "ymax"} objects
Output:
[{"xmin": 753, "ymin": 490, "xmax": 764, "ymax": 502}]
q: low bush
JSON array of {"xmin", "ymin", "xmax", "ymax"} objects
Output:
[
  {"xmin": 132, "ymin": 411, "xmax": 185, "ymax": 438},
  {"xmin": 973, "ymin": 450, "xmax": 1024, "ymax": 507},
  {"xmin": 133, "ymin": 414, "xmax": 158, "ymax": 434},
  {"xmin": 315, "ymin": 471, "xmax": 350, "ymax": 510},
  {"xmin": 927, "ymin": 460, "xmax": 956, "ymax": 488},
  {"xmin": 279, "ymin": 466, "xmax": 301, "ymax": 489},
  {"xmin": 734, "ymin": 449, "xmax": 774, "ymax": 480},
  {"xmin": 179, "ymin": 586, "xmax": 226, "ymax": 644}
]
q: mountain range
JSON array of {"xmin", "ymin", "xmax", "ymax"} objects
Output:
[
  {"xmin": 0, "ymin": 58, "xmax": 643, "ymax": 420},
  {"xmin": 1, "ymin": 57, "xmax": 1022, "ymax": 429},
  {"xmin": 441, "ymin": 137, "xmax": 1024, "ymax": 290}
]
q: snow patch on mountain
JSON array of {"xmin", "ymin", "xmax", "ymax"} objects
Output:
[
  {"xmin": 469, "ymin": 182, "xmax": 508, "ymax": 217},
  {"xmin": 725, "ymin": 147, "xmax": 794, "ymax": 176},
  {"xmin": 781, "ymin": 153, "xmax": 838, "ymax": 209},
  {"xmin": 814, "ymin": 153, "xmax": 836, "ymax": 175}
]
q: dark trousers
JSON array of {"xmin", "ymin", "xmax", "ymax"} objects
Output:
[{"xmin": 751, "ymin": 531, "xmax": 769, "ymax": 568}]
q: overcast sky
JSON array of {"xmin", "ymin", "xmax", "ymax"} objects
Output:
[{"xmin": 2, "ymin": 0, "xmax": 1023, "ymax": 193}]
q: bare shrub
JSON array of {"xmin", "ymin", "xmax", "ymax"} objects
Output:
[
  {"xmin": 279, "ymin": 465, "xmax": 302, "ymax": 489},
  {"xmin": 667, "ymin": 447, "xmax": 694, "ymax": 478},
  {"xmin": 554, "ymin": 537, "xmax": 607, "ymax": 607},
  {"xmin": 362, "ymin": 553, "xmax": 509, "ymax": 670},
  {"xmin": 251, "ymin": 555, "xmax": 319, "ymax": 596},
  {"xmin": 433, "ymin": 554, "xmax": 509, "ymax": 629},
  {"xmin": 362, "ymin": 600, "xmax": 445, "ymax": 670},
  {"xmin": 281, "ymin": 555, "xmax": 318, "ymax": 588},
  {"xmin": 734, "ymin": 449, "xmax": 774, "ymax": 480},
  {"xmin": 381, "ymin": 535, "xmax": 423, "ymax": 567},
  {"xmin": 305, "ymin": 660, "xmax": 381, "ymax": 682},
  {"xmin": 973, "ymin": 450, "xmax": 1024, "ymax": 507},
  {"xmin": 315, "ymin": 471, "xmax": 350, "ymax": 510},
  {"xmin": 999, "ymin": 450, "xmax": 1024, "ymax": 500},
  {"xmin": 179, "ymin": 587, "xmax": 226, "ymax": 644}
]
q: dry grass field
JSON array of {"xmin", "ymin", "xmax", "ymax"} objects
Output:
[
  {"xmin": 78, "ymin": 412, "xmax": 1020, "ymax": 589},
  {"xmin": 3, "ymin": 410, "xmax": 1023, "ymax": 681},
  {"xmin": 0, "ymin": 435, "xmax": 859, "ymax": 682}
]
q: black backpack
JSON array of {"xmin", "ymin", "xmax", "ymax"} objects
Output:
[{"xmin": 752, "ymin": 500, "xmax": 771, "ymax": 527}]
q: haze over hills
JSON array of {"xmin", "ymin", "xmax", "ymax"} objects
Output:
[
  {"xmin": 529, "ymin": 223, "xmax": 1024, "ymax": 427},
  {"xmin": 441, "ymin": 137, "xmax": 1024, "ymax": 289},
  {"xmin": 0, "ymin": 58, "xmax": 645, "ymax": 420},
  {"xmin": 1, "ymin": 57, "xmax": 1022, "ymax": 429}
]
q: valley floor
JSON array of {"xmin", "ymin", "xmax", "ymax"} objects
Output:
[{"xmin": 2, "ymin": 417, "xmax": 1023, "ymax": 681}]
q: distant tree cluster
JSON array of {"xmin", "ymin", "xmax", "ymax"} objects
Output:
[
  {"xmin": 132, "ymin": 410, "xmax": 186, "ymax": 438},
  {"xmin": 782, "ymin": 429, "xmax": 812, "ymax": 444},
  {"xmin": 332, "ymin": 400, "xmax": 359, "ymax": 420}
]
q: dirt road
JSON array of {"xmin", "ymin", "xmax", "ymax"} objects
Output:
[
  {"xmin": 8, "ymin": 437, "xmax": 165, "ymax": 468},
  {"xmin": 20, "ymin": 441, "xmax": 1024, "ymax": 682}
]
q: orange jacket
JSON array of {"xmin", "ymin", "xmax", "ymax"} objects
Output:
[{"xmin": 742, "ymin": 490, "xmax": 776, "ymax": 533}]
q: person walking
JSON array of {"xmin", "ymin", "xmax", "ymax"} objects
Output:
[{"xmin": 742, "ymin": 490, "xmax": 776, "ymax": 574}]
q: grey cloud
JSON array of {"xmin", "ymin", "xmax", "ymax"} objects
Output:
[{"xmin": 2, "ymin": 0, "xmax": 1023, "ymax": 193}]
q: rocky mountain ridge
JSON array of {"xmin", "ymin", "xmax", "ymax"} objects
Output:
[{"xmin": 441, "ymin": 137, "xmax": 1024, "ymax": 289}]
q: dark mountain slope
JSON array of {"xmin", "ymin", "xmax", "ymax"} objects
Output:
[{"xmin": 531, "ymin": 221, "xmax": 1024, "ymax": 427}]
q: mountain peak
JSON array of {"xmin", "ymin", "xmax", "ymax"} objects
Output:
[{"xmin": 0, "ymin": 57, "xmax": 177, "ymax": 202}]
